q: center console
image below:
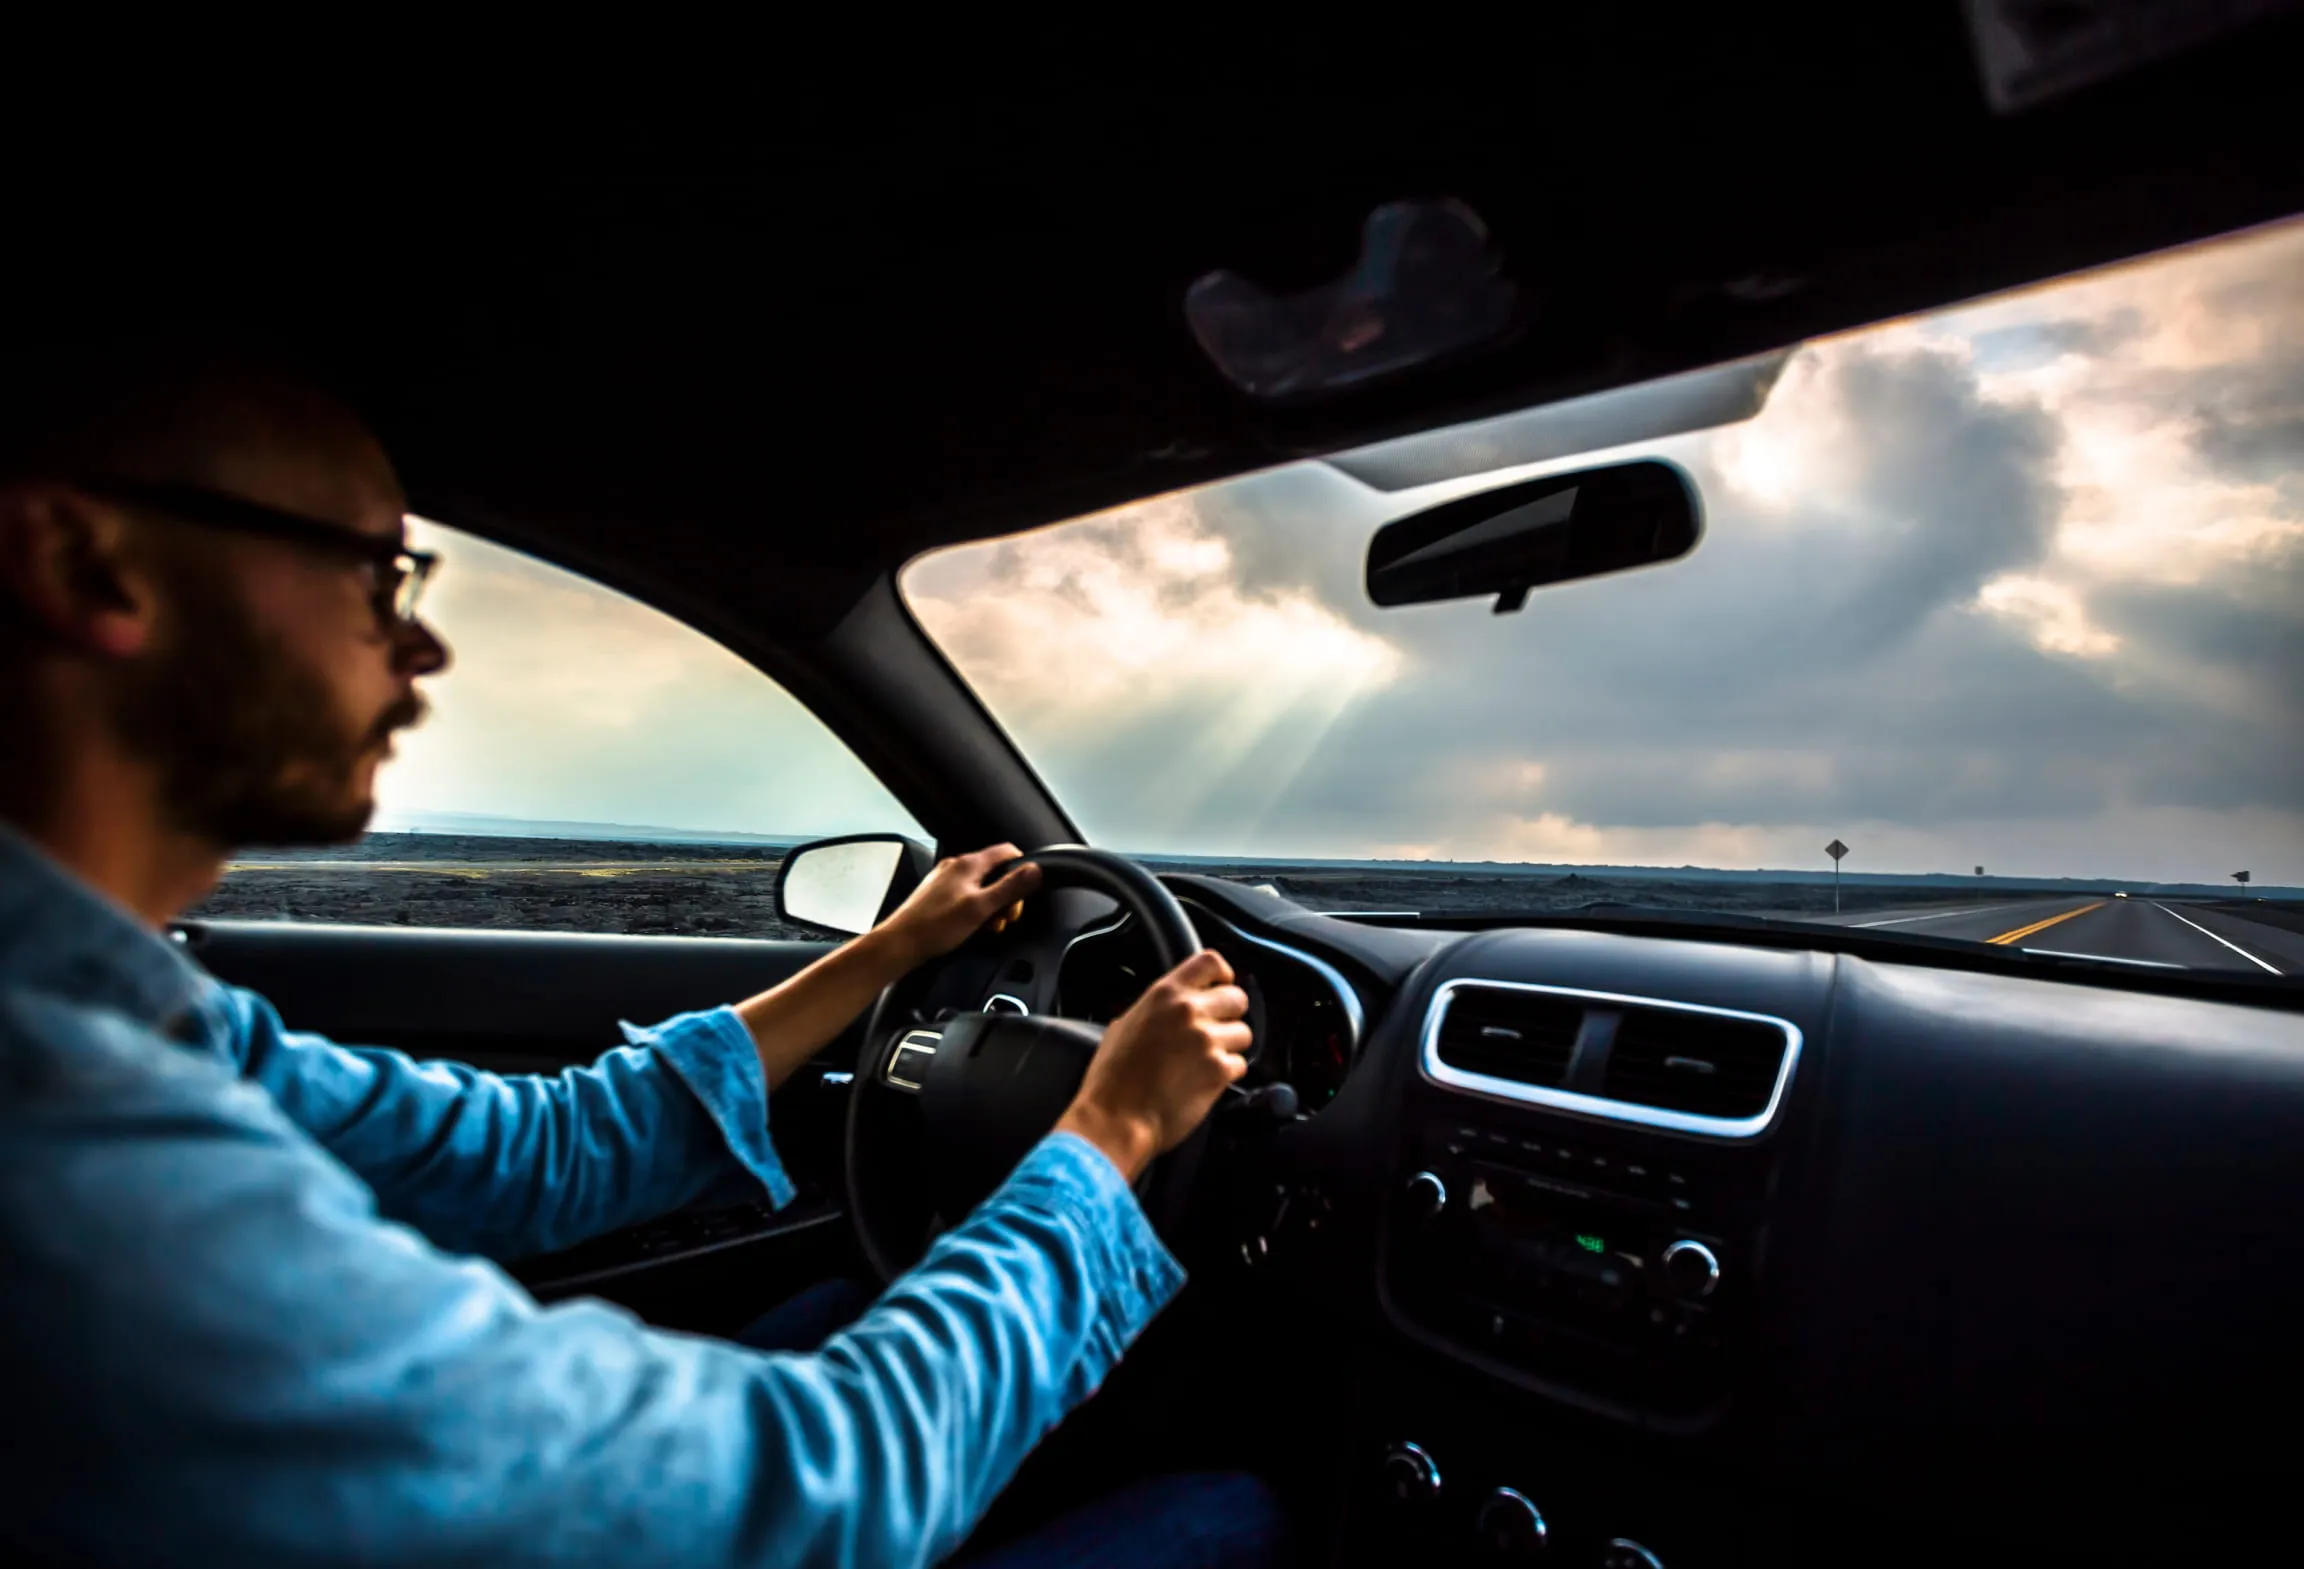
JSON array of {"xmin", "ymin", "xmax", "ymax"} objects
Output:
[
  {"xmin": 1385, "ymin": 1102, "xmax": 1777, "ymax": 1425},
  {"xmin": 1332, "ymin": 963, "xmax": 1811, "ymax": 1563},
  {"xmin": 1379, "ymin": 977, "xmax": 1797, "ymax": 1427}
]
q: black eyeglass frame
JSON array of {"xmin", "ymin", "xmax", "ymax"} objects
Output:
[{"xmin": 76, "ymin": 478, "xmax": 439, "ymax": 628}]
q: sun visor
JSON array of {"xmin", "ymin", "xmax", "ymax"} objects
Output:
[{"xmin": 1326, "ymin": 350, "xmax": 1792, "ymax": 492}]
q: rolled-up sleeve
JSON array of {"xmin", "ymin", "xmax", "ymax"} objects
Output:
[
  {"xmin": 215, "ymin": 985, "xmax": 793, "ymax": 1259},
  {"xmin": 2, "ymin": 1005, "xmax": 1184, "ymax": 1569}
]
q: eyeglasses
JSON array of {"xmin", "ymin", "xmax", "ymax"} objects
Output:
[{"xmin": 79, "ymin": 479, "xmax": 440, "ymax": 629}]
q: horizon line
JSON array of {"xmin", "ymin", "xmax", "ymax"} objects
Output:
[{"xmin": 357, "ymin": 814, "xmax": 2297, "ymax": 896}]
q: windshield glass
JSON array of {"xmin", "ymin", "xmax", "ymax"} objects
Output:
[{"xmin": 902, "ymin": 220, "xmax": 2304, "ymax": 980}]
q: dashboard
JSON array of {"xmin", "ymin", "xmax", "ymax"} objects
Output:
[{"xmin": 1129, "ymin": 874, "xmax": 2304, "ymax": 1566}]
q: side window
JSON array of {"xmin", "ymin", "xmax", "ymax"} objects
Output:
[{"xmin": 194, "ymin": 520, "xmax": 924, "ymax": 938}]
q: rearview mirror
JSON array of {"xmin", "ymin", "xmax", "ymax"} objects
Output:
[
  {"xmin": 776, "ymin": 834, "xmax": 934, "ymax": 936},
  {"xmin": 1364, "ymin": 458, "xmax": 1700, "ymax": 613}
]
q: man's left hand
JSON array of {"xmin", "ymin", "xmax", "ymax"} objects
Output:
[{"xmin": 875, "ymin": 844, "xmax": 1043, "ymax": 969}]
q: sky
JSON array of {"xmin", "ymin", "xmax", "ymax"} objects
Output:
[
  {"xmin": 374, "ymin": 218, "xmax": 2301, "ymax": 884},
  {"xmin": 371, "ymin": 529, "xmax": 922, "ymax": 843}
]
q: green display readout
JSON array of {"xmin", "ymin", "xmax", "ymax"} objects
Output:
[{"xmin": 1574, "ymin": 1233, "xmax": 1607, "ymax": 1254}]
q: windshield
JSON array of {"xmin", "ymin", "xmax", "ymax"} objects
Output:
[{"xmin": 902, "ymin": 220, "xmax": 2304, "ymax": 981}]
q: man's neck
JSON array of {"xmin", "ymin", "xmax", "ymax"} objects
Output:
[{"xmin": 2, "ymin": 744, "xmax": 224, "ymax": 930}]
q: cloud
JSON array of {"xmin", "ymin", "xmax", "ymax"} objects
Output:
[
  {"xmin": 1976, "ymin": 575, "xmax": 2121, "ymax": 658},
  {"xmin": 903, "ymin": 219, "xmax": 2304, "ymax": 883},
  {"xmin": 906, "ymin": 496, "xmax": 1402, "ymax": 851},
  {"xmin": 1966, "ymin": 309, "xmax": 2145, "ymax": 374}
]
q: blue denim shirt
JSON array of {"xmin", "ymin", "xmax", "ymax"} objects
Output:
[{"xmin": 0, "ymin": 827, "xmax": 1184, "ymax": 1567}]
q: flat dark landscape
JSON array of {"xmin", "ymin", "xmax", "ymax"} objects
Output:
[
  {"xmin": 190, "ymin": 835, "xmax": 2297, "ymax": 978},
  {"xmin": 192, "ymin": 833, "xmax": 811, "ymax": 938}
]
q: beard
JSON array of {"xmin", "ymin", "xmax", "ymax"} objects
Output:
[{"xmin": 111, "ymin": 568, "xmax": 424, "ymax": 850}]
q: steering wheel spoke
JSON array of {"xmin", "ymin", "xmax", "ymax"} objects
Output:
[{"xmin": 881, "ymin": 1028, "xmax": 941, "ymax": 1092}]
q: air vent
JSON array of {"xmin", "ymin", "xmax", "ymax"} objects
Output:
[
  {"xmin": 1602, "ymin": 1008, "xmax": 1787, "ymax": 1119},
  {"xmin": 1433, "ymin": 986, "xmax": 1583, "ymax": 1088}
]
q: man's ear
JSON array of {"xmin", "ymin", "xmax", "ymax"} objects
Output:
[{"xmin": 0, "ymin": 485, "xmax": 159, "ymax": 659}]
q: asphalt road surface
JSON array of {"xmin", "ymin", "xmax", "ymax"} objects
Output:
[{"xmin": 1809, "ymin": 895, "xmax": 2300, "ymax": 976}]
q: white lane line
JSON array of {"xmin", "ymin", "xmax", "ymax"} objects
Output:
[
  {"xmin": 1850, "ymin": 904, "xmax": 2016, "ymax": 928},
  {"xmin": 2151, "ymin": 903, "xmax": 2282, "ymax": 975},
  {"xmin": 2020, "ymin": 947, "xmax": 2185, "ymax": 969}
]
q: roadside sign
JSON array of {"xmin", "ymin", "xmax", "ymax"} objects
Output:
[
  {"xmin": 1826, "ymin": 839, "xmax": 1848, "ymax": 913},
  {"xmin": 1826, "ymin": 840, "xmax": 1848, "ymax": 861},
  {"xmin": 1975, "ymin": 865, "xmax": 1985, "ymax": 876},
  {"xmin": 2234, "ymin": 870, "xmax": 2251, "ymax": 886}
]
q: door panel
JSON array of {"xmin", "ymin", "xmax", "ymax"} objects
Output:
[
  {"xmin": 177, "ymin": 918, "xmax": 838, "ymax": 1068},
  {"xmin": 175, "ymin": 917, "xmax": 867, "ymax": 1331}
]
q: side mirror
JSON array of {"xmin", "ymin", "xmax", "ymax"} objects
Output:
[
  {"xmin": 1365, "ymin": 458, "xmax": 1701, "ymax": 614},
  {"xmin": 776, "ymin": 834, "xmax": 934, "ymax": 937}
]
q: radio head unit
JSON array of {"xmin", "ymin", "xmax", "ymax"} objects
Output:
[{"xmin": 1385, "ymin": 1108, "xmax": 1776, "ymax": 1421}]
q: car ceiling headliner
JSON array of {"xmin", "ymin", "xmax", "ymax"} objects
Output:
[{"xmin": 17, "ymin": 10, "xmax": 2304, "ymax": 643}]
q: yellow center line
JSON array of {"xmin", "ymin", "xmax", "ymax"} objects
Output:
[{"xmin": 1986, "ymin": 901, "xmax": 2105, "ymax": 946}]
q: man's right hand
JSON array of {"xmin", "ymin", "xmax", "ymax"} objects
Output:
[{"xmin": 1053, "ymin": 949, "xmax": 1253, "ymax": 1184}]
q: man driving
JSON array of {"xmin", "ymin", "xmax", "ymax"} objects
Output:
[{"xmin": 0, "ymin": 339, "xmax": 1289, "ymax": 1567}]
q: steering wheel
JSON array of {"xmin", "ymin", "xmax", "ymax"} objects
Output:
[{"xmin": 843, "ymin": 845, "xmax": 1204, "ymax": 1282}]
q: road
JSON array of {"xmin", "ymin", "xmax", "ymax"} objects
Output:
[{"xmin": 1807, "ymin": 895, "xmax": 2301, "ymax": 976}]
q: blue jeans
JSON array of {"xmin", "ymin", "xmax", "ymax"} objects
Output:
[{"xmin": 737, "ymin": 1281, "xmax": 1291, "ymax": 1569}]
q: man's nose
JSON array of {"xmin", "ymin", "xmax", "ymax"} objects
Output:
[{"xmin": 393, "ymin": 616, "xmax": 451, "ymax": 678}]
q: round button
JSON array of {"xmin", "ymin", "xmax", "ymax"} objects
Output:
[
  {"xmin": 1475, "ymin": 1487, "xmax": 1548, "ymax": 1557},
  {"xmin": 1403, "ymin": 1170, "xmax": 1448, "ymax": 1221},
  {"xmin": 1661, "ymin": 1238, "xmax": 1720, "ymax": 1300},
  {"xmin": 1380, "ymin": 1440, "xmax": 1442, "ymax": 1504}
]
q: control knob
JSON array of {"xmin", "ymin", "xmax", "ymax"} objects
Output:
[
  {"xmin": 1403, "ymin": 1170, "xmax": 1448, "ymax": 1222},
  {"xmin": 1380, "ymin": 1440, "xmax": 1442, "ymax": 1504},
  {"xmin": 1661, "ymin": 1238, "xmax": 1720, "ymax": 1301},
  {"xmin": 1474, "ymin": 1487, "xmax": 1548, "ymax": 1557}
]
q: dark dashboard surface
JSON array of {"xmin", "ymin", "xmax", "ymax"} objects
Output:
[{"xmin": 1143, "ymin": 879, "xmax": 2304, "ymax": 1560}]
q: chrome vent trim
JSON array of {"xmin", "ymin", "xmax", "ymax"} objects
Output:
[
  {"xmin": 1419, "ymin": 978, "xmax": 1802, "ymax": 1140},
  {"xmin": 1430, "ymin": 984, "xmax": 1580, "ymax": 1087},
  {"xmin": 1210, "ymin": 912, "xmax": 1367, "ymax": 1051}
]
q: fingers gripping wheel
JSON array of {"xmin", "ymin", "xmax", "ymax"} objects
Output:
[{"xmin": 844, "ymin": 845, "xmax": 1206, "ymax": 1281}]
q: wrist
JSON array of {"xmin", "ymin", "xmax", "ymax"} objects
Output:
[
  {"xmin": 1054, "ymin": 1100, "xmax": 1160, "ymax": 1185},
  {"xmin": 852, "ymin": 921, "xmax": 925, "ymax": 980}
]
